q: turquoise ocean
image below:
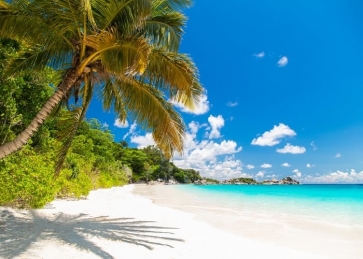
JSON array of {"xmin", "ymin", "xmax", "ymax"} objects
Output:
[
  {"xmin": 174, "ymin": 184, "xmax": 363, "ymax": 226},
  {"xmin": 135, "ymin": 184, "xmax": 363, "ymax": 257}
]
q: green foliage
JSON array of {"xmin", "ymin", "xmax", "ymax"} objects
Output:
[
  {"xmin": 0, "ymin": 37, "xmax": 200, "ymax": 205},
  {"xmin": 226, "ymin": 178, "xmax": 257, "ymax": 184},
  {"xmin": 0, "ymin": 146, "xmax": 58, "ymax": 208},
  {"xmin": 203, "ymin": 178, "xmax": 220, "ymax": 184}
]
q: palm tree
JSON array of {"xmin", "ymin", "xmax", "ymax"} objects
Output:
[{"xmin": 0, "ymin": 0, "xmax": 203, "ymax": 172}]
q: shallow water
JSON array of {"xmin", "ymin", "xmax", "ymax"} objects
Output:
[{"xmin": 134, "ymin": 184, "xmax": 363, "ymax": 259}]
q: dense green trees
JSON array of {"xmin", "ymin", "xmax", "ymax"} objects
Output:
[
  {"xmin": 0, "ymin": 0, "xmax": 203, "ymax": 166},
  {"xmin": 0, "ymin": 0, "xmax": 205, "ymax": 208},
  {"xmin": 0, "ymin": 38, "xmax": 204, "ymax": 209}
]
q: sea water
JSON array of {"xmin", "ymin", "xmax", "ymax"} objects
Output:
[
  {"xmin": 134, "ymin": 184, "xmax": 363, "ymax": 258},
  {"xmin": 175, "ymin": 184, "xmax": 363, "ymax": 227}
]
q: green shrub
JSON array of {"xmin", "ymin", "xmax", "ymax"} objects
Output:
[{"xmin": 0, "ymin": 146, "xmax": 58, "ymax": 208}]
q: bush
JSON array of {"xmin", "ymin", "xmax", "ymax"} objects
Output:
[{"xmin": 0, "ymin": 146, "xmax": 58, "ymax": 208}]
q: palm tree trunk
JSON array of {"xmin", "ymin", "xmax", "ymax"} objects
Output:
[{"xmin": 0, "ymin": 69, "xmax": 78, "ymax": 159}]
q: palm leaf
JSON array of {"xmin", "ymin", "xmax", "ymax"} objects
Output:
[
  {"xmin": 102, "ymin": 79, "xmax": 127, "ymax": 122},
  {"xmin": 143, "ymin": 10, "xmax": 186, "ymax": 51},
  {"xmin": 0, "ymin": 1, "xmax": 8, "ymax": 10},
  {"xmin": 152, "ymin": 0, "xmax": 193, "ymax": 11},
  {"xmin": 55, "ymin": 74, "xmax": 93, "ymax": 175},
  {"xmin": 114, "ymin": 77, "xmax": 185, "ymax": 157},
  {"xmin": 83, "ymin": 29, "xmax": 150, "ymax": 75},
  {"xmin": 144, "ymin": 48, "xmax": 203, "ymax": 109},
  {"xmin": 4, "ymin": 45, "xmax": 72, "ymax": 76},
  {"xmin": 97, "ymin": 0, "xmax": 151, "ymax": 33}
]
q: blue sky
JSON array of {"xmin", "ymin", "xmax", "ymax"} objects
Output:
[{"xmin": 88, "ymin": 0, "xmax": 363, "ymax": 183}]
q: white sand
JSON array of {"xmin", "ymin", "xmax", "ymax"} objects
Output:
[{"xmin": 0, "ymin": 185, "xmax": 347, "ymax": 259}]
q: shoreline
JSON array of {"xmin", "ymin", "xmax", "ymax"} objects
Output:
[{"xmin": 0, "ymin": 185, "xmax": 350, "ymax": 258}]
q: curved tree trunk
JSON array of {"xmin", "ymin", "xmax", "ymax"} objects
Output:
[{"xmin": 0, "ymin": 69, "xmax": 78, "ymax": 159}]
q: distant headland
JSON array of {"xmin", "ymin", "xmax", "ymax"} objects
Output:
[{"xmin": 148, "ymin": 177, "xmax": 300, "ymax": 185}]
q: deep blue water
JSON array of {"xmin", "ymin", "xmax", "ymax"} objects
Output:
[{"xmin": 175, "ymin": 184, "xmax": 363, "ymax": 226}]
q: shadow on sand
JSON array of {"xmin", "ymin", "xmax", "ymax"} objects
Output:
[{"xmin": 0, "ymin": 208, "xmax": 183, "ymax": 259}]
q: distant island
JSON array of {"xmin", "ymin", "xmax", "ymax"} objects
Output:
[
  {"xmin": 150, "ymin": 176, "xmax": 300, "ymax": 185},
  {"xmin": 194, "ymin": 177, "xmax": 299, "ymax": 185}
]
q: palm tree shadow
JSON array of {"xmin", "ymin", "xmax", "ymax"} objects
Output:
[{"xmin": 0, "ymin": 208, "xmax": 184, "ymax": 259}]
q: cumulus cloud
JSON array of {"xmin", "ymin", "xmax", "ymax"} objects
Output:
[
  {"xmin": 335, "ymin": 153, "xmax": 342, "ymax": 158},
  {"xmin": 292, "ymin": 169, "xmax": 302, "ymax": 178},
  {"xmin": 128, "ymin": 116, "xmax": 246, "ymax": 180},
  {"xmin": 251, "ymin": 123, "xmax": 296, "ymax": 146},
  {"xmin": 130, "ymin": 133, "xmax": 155, "ymax": 148},
  {"xmin": 303, "ymin": 170, "xmax": 363, "ymax": 183},
  {"xmin": 114, "ymin": 119, "xmax": 129, "ymax": 128},
  {"xmin": 246, "ymin": 164, "xmax": 255, "ymax": 169},
  {"xmin": 261, "ymin": 163, "xmax": 272, "ymax": 168},
  {"xmin": 123, "ymin": 122, "xmax": 137, "ymax": 139},
  {"xmin": 276, "ymin": 143, "xmax": 306, "ymax": 154},
  {"xmin": 277, "ymin": 56, "xmax": 288, "ymax": 67},
  {"xmin": 281, "ymin": 163, "xmax": 291, "ymax": 167},
  {"xmin": 306, "ymin": 163, "xmax": 315, "ymax": 168},
  {"xmin": 227, "ymin": 101, "xmax": 238, "ymax": 107},
  {"xmin": 173, "ymin": 125, "xmax": 243, "ymax": 179},
  {"xmin": 171, "ymin": 93, "xmax": 210, "ymax": 115},
  {"xmin": 207, "ymin": 115, "xmax": 224, "ymax": 139},
  {"xmin": 253, "ymin": 51, "xmax": 265, "ymax": 58},
  {"xmin": 255, "ymin": 171, "xmax": 265, "ymax": 178},
  {"xmin": 310, "ymin": 141, "xmax": 318, "ymax": 151}
]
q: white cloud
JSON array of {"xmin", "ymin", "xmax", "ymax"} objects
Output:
[
  {"xmin": 292, "ymin": 169, "xmax": 302, "ymax": 178},
  {"xmin": 171, "ymin": 93, "xmax": 210, "ymax": 115},
  {"xmin": 276, "ymin": 143, "xmax": 306, "ymax": 154},
  {"xmin": 251, "ymin": 123, "xmax": 296, "ymax": 146},
  {"xmin": 335, "ymin": 153, "xmax": 342, "ymax": 158},
  {"xmin": 246, "ymin": 164, "xmax": 255, "ymax": 169},
  {"xmin": 114, "ymin": 119, "xmax": 129, "ymax": 128},
  {"xmin": 303, "ymin": 170, "xmax": 363, "ymax": 183},
  {"xmin": 172, "ymin": 119, "xmax": 244, "ymax": 180},
  {"xmin": 130, "ymin": 133, "xmax": 155, "ymax": 148},
  {"xmin": 253, "ymin": 51, "xmax": 265, "ymax": 58},
  {"xmin": 129, "ymin": 117, "xmax": 246, "ymax": 180},
  {"xmin": 186, "ymin": 140, "xmax": 242, "ymax": 162},
  {"xmin": 102, "ymin": 122, "xmax": 109, "ymax": 128},
  {"xmin": 208, "ymin": 115, "xmax": 224, "ymax": 139},
  {"xmin": 227, "ymin": 101, "xmax": 238, "ymax": 107},
  {"xmin": 123, "ymin": 122, "xmax": 137, "ymax": 139},
  {"xmin": 306, "ymin": 163, "xmax": 315, "ymax": 168},
  {"xmin": 281, "ymin": 163, "xmax": 291, "ymax": 167},
  {"xmin": 255, "ymin": 171, "xmax": 265, "ymax": 178},
  {"xmin": 310, "ymin": 141, "xmax": 318, "ymax": 151},
  {"xmin": 277, "ymin": 56, "xmax": 288, "ymax": 67},
  {"xmin": 261, "ymin": 163, "xmax": 272, "ymax": 168}
]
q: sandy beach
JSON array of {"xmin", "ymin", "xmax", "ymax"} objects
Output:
[{"xmin": 0, "ymin": 184, "xmax": 358, "ymax": 259}]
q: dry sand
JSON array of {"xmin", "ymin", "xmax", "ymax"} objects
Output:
[{"xmin": 0, "ymin": 185, "xmax": 342, "ymax": 258}]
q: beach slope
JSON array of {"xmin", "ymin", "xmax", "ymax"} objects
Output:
[{"xmin": 0, "ymin": 185, "xmax": 328, "ymax": 259}]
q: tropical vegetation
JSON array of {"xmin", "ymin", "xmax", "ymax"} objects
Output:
[
  {"xmin": 0, "ymin": 0, "xmax": 205, "ymax": 209},
  {"xmin": 0, "ymin": 0, "xmax": 203, "ymax": 173}
]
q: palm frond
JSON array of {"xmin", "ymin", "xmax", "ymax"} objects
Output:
[
  {"xmin": 114, "ymin": 77, "xmax": 185, "ymax": 157},
  {"xmin": 143, "ymin": 11, "xmax": 186, "ymax": 51},
  {"xmin": 0, "ymin": 1, "xmax": 78, "ymax": 53},
  {"xmin": 81, "ymin": 0, "xmax": 96, "ymax": 29},
  {"xmin": 4, "ymin": 44, "xmax": 72, "ymax": 76},
  {"xmin": 55, "ymin": 107, "xmax": 84, "ymax": 176},
  {"xmin": 151, "ymin": 0, "xmax": 193, "ymax": 11},
  {"xmin": 96, "ymin": 0, "xmax": 151, "ymax": 33},
  {"xmin": 83, "ymin": 29, "xmax": 150, "ymax": 75},
  {"xmin": 144, "ymin": 48, "xmax": 203, "ymax": 109},
  {"xmin": 55, "ymin": 74, "xmax": 93, "ymax": 176},
  {"xmin": 102, "ymin": 79, "xmax": 127, "ymax": 122},
  {"xmin": 0, "ymin": 1, "xmax": 8, "ymax": 11}
]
